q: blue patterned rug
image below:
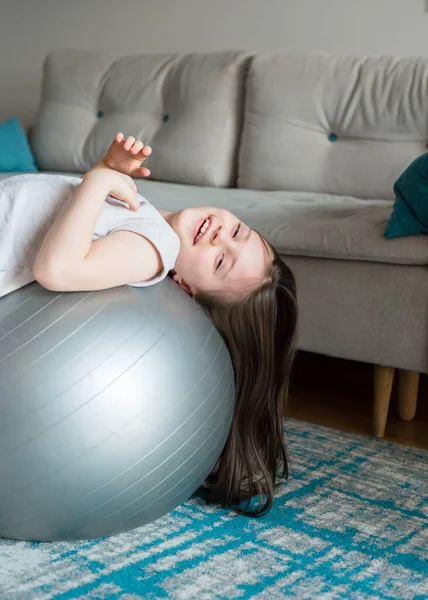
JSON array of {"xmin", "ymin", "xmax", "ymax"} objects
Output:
[{"xmin": 1, "ymin": 418, "xmax": 427, "ymax": 600}]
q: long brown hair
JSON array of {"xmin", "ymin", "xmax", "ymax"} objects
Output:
[{"xmin": 194, "ymin": 239, "xmax": 298, "ymax": 517}]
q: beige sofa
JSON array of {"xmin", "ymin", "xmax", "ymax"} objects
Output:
[{"xmin": 15, "ymin": 49, "xmax": 428, "ymax": 437}]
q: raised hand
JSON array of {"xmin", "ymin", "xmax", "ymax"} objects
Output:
[{"xmin": 100, "ymin": 133, "xmax": 152, "ymax": 178}]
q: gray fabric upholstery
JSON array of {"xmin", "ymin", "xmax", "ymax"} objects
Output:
[
  {"xmin": 22, "ymin": 49, "xmax": 428, "ymax": 374},
  {"xmin": 238, "ymin": 52, "xmax": 428, "ymax": 200},
  {"xmin": 131, "ymin": 180, "xmax": 428, "ymax": 375},
  {"xmin": 123, "ymin": 180, "xmax": 428, "ymax": 267},
  {"xmin": 31, "ymin": 49, "xmax": 250, "ymax": 187},
  {"xmin": 284, "ymin": 256, "xmax": 428, "ymax": 376}
]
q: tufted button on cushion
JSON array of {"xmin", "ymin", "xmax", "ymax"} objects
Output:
[
  {"xmin": 97, "ymin": 111, "xmax": 104, "ymax": 118},
  {"xmin": 163, "ymin": 114, "xmax": 169, "ymax": 123},
  {"xmin": 328, "ymin": 133, "xmax": 337, "ymax": 142}
]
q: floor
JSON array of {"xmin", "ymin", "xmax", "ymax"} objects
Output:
[{"xmin": 286, "ymin": 351, "xmax": 428, "ymax": 451}]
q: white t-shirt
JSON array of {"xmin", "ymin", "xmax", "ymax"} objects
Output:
[{"xmin": 0, "ymin": 173, "xmax": 181, "ymax": 299}]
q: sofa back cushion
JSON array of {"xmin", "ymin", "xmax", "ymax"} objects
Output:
[
  {"xmin": 31, "ymin": 49, "xmax": 250, "ymax": 187},
  {"xmin": 238, "ymin": 52, "xmax": 428, "ymax": 200}
]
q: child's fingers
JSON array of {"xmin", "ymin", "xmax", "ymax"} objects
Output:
[
  {"xmin": 137, "ymin": 145, "xmax": 152, "ymax": 159},
  {"xmin": 124, "ymin": 136, "xmax": 136, "ymax": 151},
  {"xmin": 134, "ymin": 166, "xmax": 151, "ymax": 178},
  {"xmin": 131, "ymin": 140, "xmax": 144, "ymax": 155},
  {"xmin": 115, "ymin": 132, "xmax": 124, "ymax": 143}
]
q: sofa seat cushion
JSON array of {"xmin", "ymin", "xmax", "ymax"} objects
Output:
[
  {"xmin": 2, "ymin": 172, "xmax": 427, "ymax": 266},
  {"xmin": 134, "ymin": 180, "xmax": 428, "ymax": 267}
]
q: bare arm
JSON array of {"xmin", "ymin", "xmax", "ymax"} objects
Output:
[
  {"xmin": 35, "ymin": 229, "xmax": 163, "ymax": 293},
  {"xmin": 34, "ymin": 168, "xmax": 163, "ymax": 291},
  {"xmin": 33, "ymin": 168, "xmax": 139, "ymax": 277}
]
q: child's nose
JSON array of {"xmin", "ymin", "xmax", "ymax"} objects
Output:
[
  {"xmin": 211, "ymin": 223, "xmax": 228, "ymax": 245},
  {"xmin": 211, "ymin": 227, "xmax": 222, "ymax": 245}
]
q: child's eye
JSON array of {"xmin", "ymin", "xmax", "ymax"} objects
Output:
[
  {"xmin": 216, "ymin": 253, "xmax": 225, "ymax": 271},
  {"xmin": 233, "ymin": 223, "xmax": 241, "ymax": 238}
]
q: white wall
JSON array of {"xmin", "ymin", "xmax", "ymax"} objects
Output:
[{"xmin": 0, "ymin": 0, "xmax": 426, "ymax": 127}]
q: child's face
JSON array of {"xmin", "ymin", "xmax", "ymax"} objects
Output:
[{"xmin": 166, "ymin": 207, "xmax": 271, "ymax": 299}]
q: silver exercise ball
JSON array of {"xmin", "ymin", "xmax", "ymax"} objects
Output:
[{"xmin": 0, "ymin": 277, "xmax": 234, "ymax": 542}]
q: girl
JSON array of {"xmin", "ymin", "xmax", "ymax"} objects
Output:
[{"xmin": 0, "ymin": 133, "xmax": 298, "ymax": 517}]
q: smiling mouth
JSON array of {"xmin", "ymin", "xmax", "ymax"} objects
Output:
[{"xmin": 193, "ymin": 216, "xmax": 211, "ymax": 244}]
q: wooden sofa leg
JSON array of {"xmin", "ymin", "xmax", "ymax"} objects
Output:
[
  {"xmin": 373, "ymin": 365, "xmax": 395, "ymax": 438},
  {"xmin": 398, "ymin": 370, "xmax": 420, "ymax": 421}
]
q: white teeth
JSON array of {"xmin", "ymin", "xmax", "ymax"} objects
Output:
[{"xmin": 195, "ymin": 217, "xmax": 210, "ymax": 243}]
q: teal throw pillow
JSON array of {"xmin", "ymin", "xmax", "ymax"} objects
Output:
[
  {"xmin": 0, "ymin": 117, "xmax": 38, "ymax": 172},
  {"xmin": 385, "ymin": 152, "xmax": 428, "ymax": 238}
]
